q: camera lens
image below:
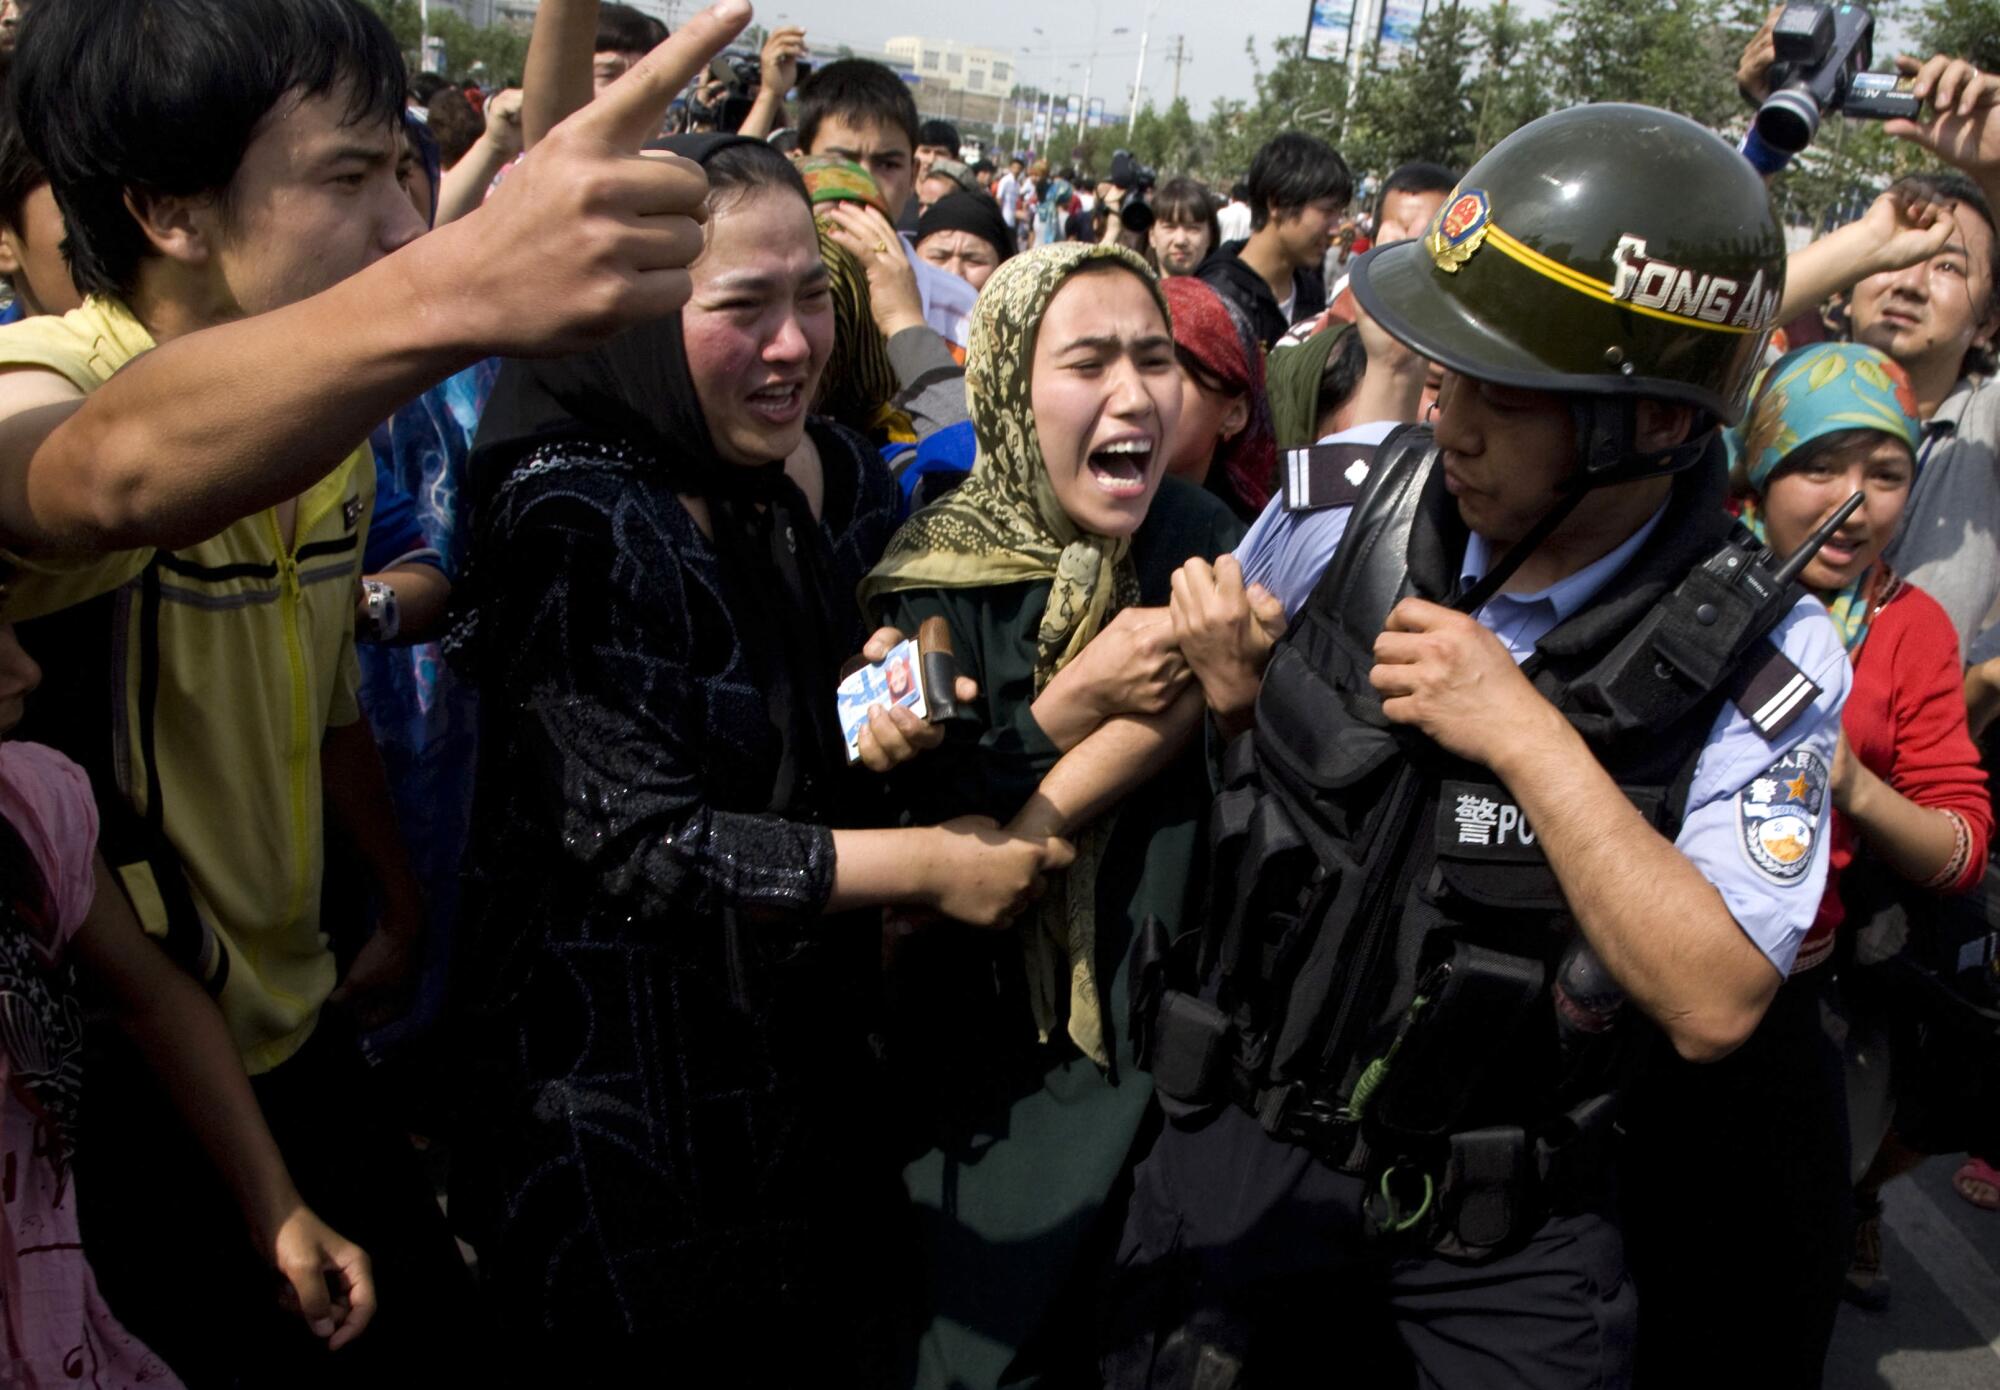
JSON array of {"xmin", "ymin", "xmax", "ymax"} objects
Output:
[{"xmin": 1754, "ymin": 87, "xmax": 1820, "ymax": 154}]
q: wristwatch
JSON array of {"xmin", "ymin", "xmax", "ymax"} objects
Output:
[{"xmin": 358, "ymin": 578, "xmax": 400, "ymax": 644}]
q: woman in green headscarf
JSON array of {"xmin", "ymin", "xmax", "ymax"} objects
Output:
[{"xmin": 861, "ymin": 242, "xmax": 1245, "ymax": 1388}]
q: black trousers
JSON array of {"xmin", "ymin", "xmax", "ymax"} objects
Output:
[
  {"xmin": 77, "ymin": 1011, "xmax": 480, "ymax": 1388},
  {"xmin": 1101, "ymin": 1102, "xmax": 1637, "ymax": 1390},
  {"xmin": 1621, "ymin": 970, "xmax": 1852, "ymax": 1390}
]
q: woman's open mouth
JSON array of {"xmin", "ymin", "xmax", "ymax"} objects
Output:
[
  {"xmin": 1086, "ymin": 437, "xmax": 1156, "ymax": 497},
  {"xmin": 746, "ymin": 381, "xmax": 806, "ymax": 424}
]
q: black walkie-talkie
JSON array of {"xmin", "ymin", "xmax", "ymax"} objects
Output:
[{"xmin": 1569, "ymin": 490, "xmax": 1863, "ymax": 735}]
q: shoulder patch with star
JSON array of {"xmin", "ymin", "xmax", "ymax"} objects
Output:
[{"xmin": 1735, "ymin": 747, "xmax": 1827, "ymax": 885}]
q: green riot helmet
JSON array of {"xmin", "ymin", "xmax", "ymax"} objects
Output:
[{"xmin": 1350, "ymin": 103, "xmax": 1787, "ymax": 444}]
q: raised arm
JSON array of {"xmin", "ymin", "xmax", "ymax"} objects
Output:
[
  {"xmin": 1774, "ymin": 189, "xmax": 1954, "ymax": 328},
  {"xmin": 0, "ymin": 1, "xmax": 750, "ymax": 558},
  {"xmin": 520, "ymin": 0, "xmax": 602, "ymax": 149},
  {"xmin": 435, "ymin": 87, "xmax": 523, "ymax": 226}
]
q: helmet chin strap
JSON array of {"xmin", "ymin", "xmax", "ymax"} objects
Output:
[{"xmin": 1451, "ymin": 397, "xmax": 1713, "ymax": 616}]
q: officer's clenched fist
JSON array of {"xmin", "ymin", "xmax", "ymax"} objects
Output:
[{"xmin": 1368, "ymin": 597, "xmax": 1563, "ymax": 769}]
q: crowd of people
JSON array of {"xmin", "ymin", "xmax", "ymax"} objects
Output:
[{"xmin": 0, "ymin": 0, "xmax": 1998, "ymax": 1385}]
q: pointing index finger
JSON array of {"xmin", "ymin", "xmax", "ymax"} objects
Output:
[{"xmin": 574, "ymin": 0, "xmax": 753, "ymax": 151}]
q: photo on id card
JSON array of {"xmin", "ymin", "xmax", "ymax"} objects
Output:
[{"xmin": 837, "ymin": 637, "xmax": 927, "ymax": 762}]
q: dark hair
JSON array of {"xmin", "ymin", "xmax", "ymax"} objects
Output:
[
  {"xmin": 1246, "ymin": 132, "xmax": 1351, "ymax": 232},
  {"xmin": 13, "ymin": 0, "xmax": 405, "ymax": 301},
  {"xmin": 1318, "ymin": 327, "xmax": 1367, "ymax": 422},
  {"xmin": 1154, "ymin": 176, "xmax": 1220, "ymax": 246},
  {"xmin": 917, "ymin": 119, "xmax": 961, "ymax": 151},
  {"xmin": 409, "ymin": 71, "xmax": 453, "ymax": 104},
  {"xmin": 797, "ymin": 59, "xmax": 918, "ymax": 156},
  {"xmin": 596, "ymin": 3, "xmax": 668, "ymax": 56},
  {"xmin": 1230, "ymin": 179, "xmax": 1251, "ymax": 203},
  {"xmin": 1377, "ymin": 160, "xmax": 1455, "ymax": 217},
  {"xmin": 972, "ymin": 158, "xmax": 994, "ymax": 176},
  {"xmin": 1885, "ymin": 170, "xmax": 2000, "ymax": 377},
  {"xmin": 423, "ymin": 87, "xmax": 483, "ymax": 169},
  {"xmin": 0, "ymin": 83, "xmax": 42, "ymax": 237},
  {"xmin": 705, "ymin": 137, "xmax": 811, "ymax": 212}
]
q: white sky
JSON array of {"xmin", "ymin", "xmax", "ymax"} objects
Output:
[{"xmin": 652, "ymin": 0, "xmax": 1530, "ymax": 117}]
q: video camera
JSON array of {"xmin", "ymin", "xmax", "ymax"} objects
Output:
[
  {"xmin": 1753, "ymin": 2, "xmax": 1920, "ymax": 156},
  {"xmin": 689, "ymin": 49, "xmax": 813, "ymax": 133}
]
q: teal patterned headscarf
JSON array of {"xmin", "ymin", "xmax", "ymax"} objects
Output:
[{"xmin": 1726, "ymin": 342, "xmax": 1923, "ymax": 651}]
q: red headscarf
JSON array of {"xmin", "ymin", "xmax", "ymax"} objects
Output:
[{"xmin": 1161, "ymin": 276, "xmax": 1278, "ymax": 519}]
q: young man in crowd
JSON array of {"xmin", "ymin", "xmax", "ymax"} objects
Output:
[
  {"xmin": 1215, "ymin": 177, "xmax": 1254, "ymax": 243},
  {"xmin": 0, "ymin": 0, "xmax": 751, "ymax": 1378},
  {"xmin": 904, "ymin": 117, "xmax": 963, "ymax": 232},
  {"xmin": 798, "ymin": 58, "xmax": 978, "ymax": 345},
  {"xmin": 997, "ymin": 152, "xmax": 1026, "ymax": 247},
  {"xmin": 1308, "ymin": 158, "xmax": 1456, "ymax": 332},
  {"xmin": 1197, "ymin": 131, "xmax": 1350, "ymax": 346},
  {"xmin": 1743, "ymin": 49, "xmax": 2000, "ymax": 651},
  {"xmin": 588, "ymin": 1, "xmax": 668, "ymax": 91},
  {"xmin": 1101, "ymin": 104, "xmax": 1845, "ymax": 1388}
]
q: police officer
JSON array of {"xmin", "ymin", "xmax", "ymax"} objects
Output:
[{"xmin": 1102, "ymin": 104, "xmax": 1853, "ymax": 1388}]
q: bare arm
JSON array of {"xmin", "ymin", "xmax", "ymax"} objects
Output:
[
  {"xmin": 521, "ymin": 0, "xmax": 600, "ymax": 149},
  {"xmin": 829, "ymin": 821, "xmax": 1075, "ymax": 927},
  {"xmin": 1490, "ymin": 704, "xmax": 1781, "ymax": 1062},
  {"xmin": 0, "ymin": 3, "xmax": 748, "ymax": 559},
  {"xmin": 365, "ymin": 563, "xmax": 452, "ymax": 645},
  {"xmin": 434, "ymin": 88, "xmax": 523, "ymax": 226},
  {"xmin": 72, "ymin": 858, "xmax": 377, "ymax": 1349},
  {"xmin": 1372, "ymin": 598, "xmax": 1780, "ymax": 1061},
  {"xmin": 1030, "ymin": 607, "xmax": 1191, "ymax": 752},
  {"xmin": 1009, "ymin": 689, "xmax": 1204, "ymax": 840},
  {"xmin": 1343, "ymin": 303, "xmax": 1429, "ymax": 428},
  {"xmin": 738, "ymin": 25, "xmax": 807, "ymax": 141},
  {"xmin": 1775, "ymin": 190, "xmax": 1953, "ymax": 327},
  {"xmin": 1834, "ymin": 742, "xmax": 1965, "ymax": 884}
]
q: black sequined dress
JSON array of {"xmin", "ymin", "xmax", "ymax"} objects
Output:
[{"xmin": 447, "ymin": 423, "xmax": 909, "ymax": 1373}]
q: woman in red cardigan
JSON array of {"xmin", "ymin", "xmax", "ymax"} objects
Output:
[{"xmin": 1730, "ymin": 342, "xmax": 1992, "ymax": 1320}]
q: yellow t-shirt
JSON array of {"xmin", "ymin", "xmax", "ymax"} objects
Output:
[{"xmin": 0, "ymin": 297, "xmax": 373, "ymax": 1073}]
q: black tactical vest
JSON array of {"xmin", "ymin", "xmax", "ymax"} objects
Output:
[{"xmin": 1137, "ymin": 429, "xmax": 1809, "ymax": 1256}]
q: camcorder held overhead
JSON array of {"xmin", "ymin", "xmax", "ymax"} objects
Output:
[{"xmin": 1753, "ymin": 2, "xmax": 1921, "ymax": 156}]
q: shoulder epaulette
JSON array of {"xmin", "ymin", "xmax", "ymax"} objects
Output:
[
  {"xmin": 1281, "ymin": 442, "xmax": 1374, "ymax": 514},
  {"xmin": 1727, "ymin": 639, "xmax": 1822, "ymax": 740}
]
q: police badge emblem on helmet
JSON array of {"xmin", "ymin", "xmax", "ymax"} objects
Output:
[{"xmin": 1425, "ymin": 188, "xmax": 1490, "ymax": 274}]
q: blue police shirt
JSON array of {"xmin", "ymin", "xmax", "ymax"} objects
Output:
[{"xmin": 1234, "ymin": 426, "xmax": 1851, "ymax": 977}]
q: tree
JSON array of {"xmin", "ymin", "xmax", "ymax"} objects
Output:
[
  {"xmin": 1549, "ymin": 0, "xmax": 1746, "ymax": 128},
  {"xmin": 1128, "ymin": 97, "xmax": 1207, "ymax": 174},
  {"xmin": 1468, "ymin": 1, "xmax": 1556, "ymax": 159},
  {"xmin": 1909, "ymin": 0, "xmax": 2000, "ymax": 71},
  {"xmin": 1342, "ymin": 0, "xmax": 1480, "ymax": 173},
  {"xmin": 356, "ymin": 0, "xmax": 530, "ymax": 83}
]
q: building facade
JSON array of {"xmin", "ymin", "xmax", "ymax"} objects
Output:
[{"xmin": 883, "ymin": 36, "xmax": 1015, "ymax": 96}]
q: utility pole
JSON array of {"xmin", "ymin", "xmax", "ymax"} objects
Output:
[
  {"xmin": 1128, "ymin": 29, "xmax": 1149, "ymax": 136},
  {"xmin": 1169, "ymin": 35, "xmax": 1190, "ymax": 106}
]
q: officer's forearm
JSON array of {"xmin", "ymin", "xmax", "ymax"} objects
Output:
[{"xmin": 1491, "ymin": 714, "xmax": 1781, "ymax": 1063}]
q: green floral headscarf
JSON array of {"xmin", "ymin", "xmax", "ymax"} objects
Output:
[
  {"xmin": 860, "ymin": 241, "xmax": 1171, "ymax": 1068},
  {"xmin": 860, "ymin": 241, "xmax": 1168, "ymax": 684},
  {"xmin": 1727, "ymin": 342, "xmax": 1923, "ymax": 652}
]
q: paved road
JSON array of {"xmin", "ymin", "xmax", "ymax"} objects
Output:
[{"xmin": 1829, "ymin": 1157, "xmax": 2000, "ymax": 1390}]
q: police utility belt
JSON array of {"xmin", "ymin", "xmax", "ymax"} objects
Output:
[{"xmin": 1131, "ymin": 427, "xmax": 1822, "ymax": 1260}]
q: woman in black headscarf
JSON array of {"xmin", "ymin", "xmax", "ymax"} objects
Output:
[
  {"xmin": 445, "ymin": 134, "xmax": 1068, "ymax": 1380},
  {"xmin": 915, "ymin": 190, "xmax": 1015, "ymax": 293}
]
